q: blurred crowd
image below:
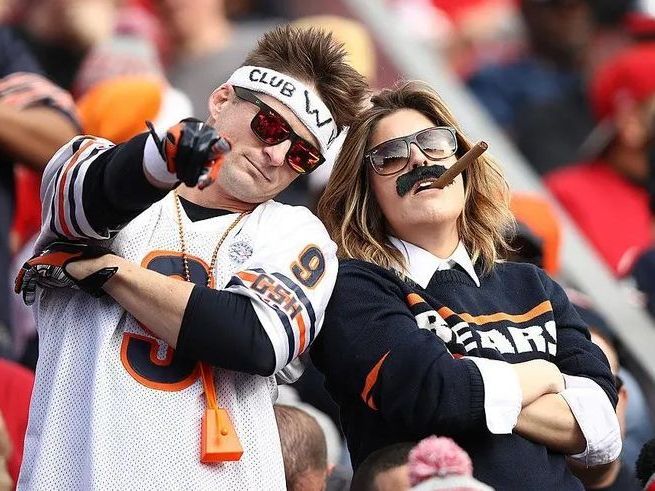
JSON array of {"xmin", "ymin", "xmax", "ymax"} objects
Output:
[{"xmin": 0, "ymin": 0, "xmax": 655, "ymax": 489}]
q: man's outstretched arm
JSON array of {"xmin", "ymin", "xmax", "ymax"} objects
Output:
[{"xmin": 36, "ymin": 119, "xmax": 226, "ymax": 250}]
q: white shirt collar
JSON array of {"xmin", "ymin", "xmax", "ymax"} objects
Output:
[{"xmin": 389, "ymin": 237, "xmax": 480, "ymax": 288}]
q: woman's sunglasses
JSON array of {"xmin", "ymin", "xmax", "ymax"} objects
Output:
[
  {"xmin": 233, "ymin": 86, "xmax": 325, "ymax": 174},
  {"xmin": 364, "ymin": 126, "xmax": 458, "ymax": 176}
]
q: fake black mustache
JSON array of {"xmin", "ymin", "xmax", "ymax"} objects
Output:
[
  {"xmin": 394, "ymin": 141, "xmax": 489, "ymax": 197},
  {"xmin": 395, "ymin": 164, "xmax": 448, "ymax": 197}
]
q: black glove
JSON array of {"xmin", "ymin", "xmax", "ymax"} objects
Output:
[
  {"xmin": 146, "ymin": 118, "xmax": 230, "ymax": 189},
  {"xmin": 15, "ymin": 241, "xmax": 116, "ymax": 306}
]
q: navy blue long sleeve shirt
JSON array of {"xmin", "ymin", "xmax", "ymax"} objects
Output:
[{"xmin": 311, "ymin": 259, "xmax": 617, "ymax": 491}]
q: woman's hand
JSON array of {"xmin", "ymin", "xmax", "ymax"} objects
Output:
[{"xmin": 513, "ymin": 359, "xmax": 564, "ymax": 407}]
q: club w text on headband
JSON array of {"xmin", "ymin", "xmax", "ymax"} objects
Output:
[{"xmin": 226, "ymin": 66, "xmax": 342, "ymax": 155}]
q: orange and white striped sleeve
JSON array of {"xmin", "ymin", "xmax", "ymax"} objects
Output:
[
  {"xmin": 224, "ymin": 204, "xmax": 338, "ymax": 378},
  {"xmin": 34, "ymin": 135, "xmax": 116, "ymax": 252}
]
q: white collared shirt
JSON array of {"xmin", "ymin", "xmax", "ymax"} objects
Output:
[{"xmin": 388, "ymin": 237, "xmax": 480, "ymax": 288}]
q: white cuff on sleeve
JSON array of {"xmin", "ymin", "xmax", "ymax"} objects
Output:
[
  {"xmin": 275, "ymin": 355, "xmax": 307, "ymax": 385},
  {"xmin": 466, "ymin": 357, "xmax": 522, "ymax": 434},
  {"xmin": 561, "ymin": 374, "xmax": 622, "ymax": 467},
  {"xmin": 143, "ymin": 131, "xmax": 178, "ymax": 189}
]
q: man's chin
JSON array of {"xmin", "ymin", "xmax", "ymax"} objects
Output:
[
  {"xmin": 229, "ymin": 184, "xmax": 278, "ymax": 205},
  {"xmin": 238, "ymin": 193, "xmax": 270, "ymax": 205},
  {"xmin": 219, "ymin": 166, "xmax": 284, "ymax": 204}
]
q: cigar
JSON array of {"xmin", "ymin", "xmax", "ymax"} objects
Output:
[{"xmin": 429, "ymin": 141, "xmax": 488, "ymax": 189}]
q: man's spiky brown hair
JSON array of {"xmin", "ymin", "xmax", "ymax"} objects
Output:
[{"xmin": 244, "ymin": 25, "xmax": 369, "ymax": 130}]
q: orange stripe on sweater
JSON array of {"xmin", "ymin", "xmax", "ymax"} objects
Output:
[
  {"xmin": 437, "ymin": 300, "xmax": 553, "ymax": 325},
  {"xmin": 361, "ymin": 351, "xmax": 390, "ymax": 411},
  {"xmin": 406, "ymin": 293, "xmax": 425, "ymax": 307}
]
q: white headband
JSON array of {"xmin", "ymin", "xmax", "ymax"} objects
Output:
[{"xmin": 226, "ymin": 66, "xmax": 341, "ymax": 155}]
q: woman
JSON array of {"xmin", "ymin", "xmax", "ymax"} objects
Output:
[{"xmin": 313, "ymin": 81, "xmax": 621, "ymax": 490}]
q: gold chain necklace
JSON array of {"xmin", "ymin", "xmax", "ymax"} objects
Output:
[{"xmin": 173, "ymin": 190, "xmax": 248, "ymax": 286}]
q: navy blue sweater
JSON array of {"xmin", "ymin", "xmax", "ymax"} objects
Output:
[{"xmin": 311, "ymin": 259, "xmax": 617, "ymax": 491}]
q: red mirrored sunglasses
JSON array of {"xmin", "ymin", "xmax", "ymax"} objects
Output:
[{"xmin": 233, "ymin": 86, "xmax": 325, "ymax": 174}]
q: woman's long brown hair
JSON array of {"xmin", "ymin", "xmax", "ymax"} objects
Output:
[{"xmin": 317, "ymin": 81, "xmax": 515, "ymax": 274}]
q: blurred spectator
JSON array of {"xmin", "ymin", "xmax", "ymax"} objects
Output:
[
  {"xmin": 631, "ymin": 246, "xmax": 655, "ymax": 317},
  {"xmin": 0, "ymin": 413, "xmax": 12, "ymax": 491},
  {"xmin": 72, "ymin": 2, "xmax": 165, "ymax": 98},
  {"xmin": 11, "ymin": 0, "xmax": 117, "ymax": 91},
  {"xmin": 276, "ymin": 385, "xmax": 343, "ymax": 471},
  {"xmin": 10, "ymin": 0, "xmax": 165, "ymax": 264},
  {"xmin": 568, "ymin": 325, "xmax": 642, "ymax": 490},
  {"xmin": 408, "ymin": 436, "xmax": 492, "ymax": 490},
  {"xmin": 0, "ymin": 27, "xmax": 78, "ymax": 358},
  {"xmin": 468, "ymin": 0, "xmax": 593, "ymax": 130},
  {"xmin": 568, "ymin": 292, "xmax": 655, "ymax": 471},
  {"xmin": 467, "ymin": 0, "xmax": 617, "ymax": 174},
  {"xmin": 350, "ymin": 443, "xmax": 413, "ymax": 491},
  {"xmin": 637, "ymin": 438, "xmax": 655, "ymax": 490},
  {"xmin": 10, "ymin": 74, "xmax": 191, "ymax": 368},
  {"xmin": 0, "ymin": 358, "xmax": 34, "ymax": 487},
  {"xmin": 77, "ymin": 76, "xmax": 192, "ymax": 142},
  {"xmin": 545, "ymin": 42, "xmax": 655, "ymax": 276},
  {"xmin": 630, "ymin": 142, "xmax": 655, "ymax": 316},
  {"xmin": 514, "ymin": 0, "xmax": 636, "ymax": 175},
  {"xmin": 157, "ymin": 0, "xmax": 278, "ymax": 120},
  {"xmin": 274, "ymin": 404, "xmax": 329, "ymax": 491},
  {"xmin": 509, "ymin": 193, "xmax": 562, "ymax": 276},
  {"xmin": 434, "ymin": 0, "xmax": 522, "ymax": 79}
]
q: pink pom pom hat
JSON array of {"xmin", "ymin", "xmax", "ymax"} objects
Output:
[{"xmin": 408, "ymin": 436, "xmax": 494, "ymax": 491}]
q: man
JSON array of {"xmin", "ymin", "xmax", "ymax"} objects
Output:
[
  {"xmin": 467, "ymin": 0, "xmax": 596, "ymax": 174},
  {"xmin": 0, "ymin": 27, "xmax": 78, "ymax": 358},
  {"xmin": 350, "ymin": 443, "xmax": 413, "ymax": 491},
  {"xmin": 545, "ymin": 42, "xmax": 655, "ymax": 276},
  {"xmin": 567, "ymin": 324, "xmax": 641, "ymax": 490},
  {"xmin": 0, "ymin": 413, "xmax": 11, "ymax": 491},
  {"xmin": 274, "ymin": 404, "xmax": 329, "ymax": 491},
  {"xmin": 157, "ymin": 0, "xmax": 275, "ymax": 120},
  {"xmin": 15, "ymin": 26, "xmax": 368, "ymax": 488},
  {"xmin": 0, "ymin": 359, "xmax": 34, "ymax": 488}
]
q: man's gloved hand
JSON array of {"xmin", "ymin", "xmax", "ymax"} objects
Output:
[
  {"xmin": 14, "ymin": 241, "xmax": 116, "ymax": 306},
  {"xmin": 146, "ymin": 118, "xmax": 230, "ymax": 190}
]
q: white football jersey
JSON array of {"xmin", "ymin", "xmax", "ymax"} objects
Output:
[{"xmin": 19, "ymin": 137, "xmax": 337, "ymax": 490}]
